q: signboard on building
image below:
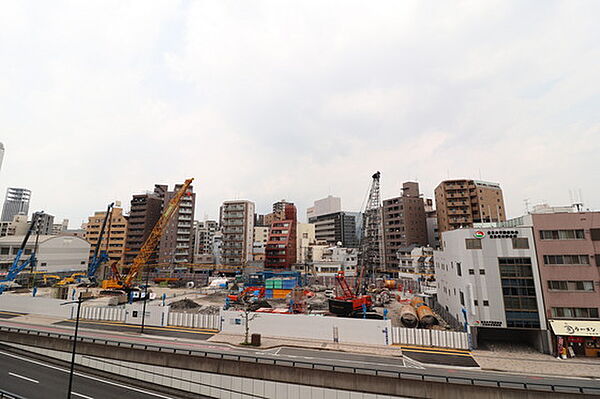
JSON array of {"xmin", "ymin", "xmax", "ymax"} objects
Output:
[{"xmin": 549, "ymin": 319, "xmax": 600, "ymax": 337}]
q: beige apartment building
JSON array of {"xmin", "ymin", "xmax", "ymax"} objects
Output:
[
  {"xmin": 85, "ymin": 206, "xmax": 128, "ymax": 277},
  {"xmin": 435, "ymin": 179, "xmax": 506, "ymax": 234}
]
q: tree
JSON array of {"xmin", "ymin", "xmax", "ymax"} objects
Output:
[{"xmin": 241, "ymin": 305, "xmax": 258, "ymax": 345}]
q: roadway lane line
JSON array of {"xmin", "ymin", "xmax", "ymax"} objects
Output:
[
  {"xmin": 61, "ymin": 319, "xmax": 218, "ymax": 334},
  {"xmin": 8, "ymin": 372, "xmax": 39, "ymax": 383},
  {"xmin": 0, "ymin": 350, "xmax": 175, "ymax": 399},
  {"xmin": 72, "ymin": 392, "xmax": 94, "ymax": 399}
]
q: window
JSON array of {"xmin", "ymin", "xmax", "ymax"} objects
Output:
[
  {"xmin": 469, "ymin": 269, "xmax": 475, "ymax": 275},
  {"xmin": 41, "ymin": 262, "xmax": 47, "ymax": 266},
  {"xmin": 543, "ymin": 255, "xmax": 589, "ymax": 265},
  {"xmin": 479, "ymin": 269, "xmax": 485, "ymax": 275},
  {"xmin": 474, "ymin": 300, "xmax": 479, "ymax": 306},
  {"xmin": 548, "ymin": 280, "xmax": 594, "ymax": 291},
  {"xmin": 460, "ymin": 291, "xmax": 465, "ymax": 306},
  {"xmin": 483, "ymin": 300, "xmax": 489, "ymax": 306},
  {"xmin": 591, "ymin": 229, "xmax": 600, "ymax": 241},
  {"xmin": 540, "ymin": 230, "xmax": 585, "ymax": 240},
  {"xmin": 465, "ymin": 239, "xmax": 482, "ymax": 249},
  {"xmin": 0, "ymin": 248, "xmax": 8, "ymax": 255},
  {"xmin": 552, "ymin": 307, "xmax": 599, "ymax": 319},
  {"xmin": 457, "ymin": 262, "xmax": 462, "ymax": 276},
  {"xmin": 512, "ymin": 237, "xmax": 529, "ymax": 249},
  {"xmin": 596, "ymin": 255, "xmax": 600, "ymax": 267}
]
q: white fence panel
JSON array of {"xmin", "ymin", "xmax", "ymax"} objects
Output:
[
  {"xmin": 392, "ymin": 327, "xmax": 469, "ymax": 350},
  {"xmin": 167, "ymin": 311, "xmax": 221, "ymax": 330},
  {"xmin": 80, "ymin": 306, "xmax": 126, "ymax": 322}
]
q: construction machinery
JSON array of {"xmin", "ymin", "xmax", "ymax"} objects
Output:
[
  {"xmin": 227, "ymin": 286, "xmax": 265, "ymax": 304},
  {"xmin": 328, "ymin": 172, "xmax": 383, "ymax": 317},
  {"xmin": 82, "ymin": 202, "xmax": 114, "ymax": 285},
  {"xmin": 328, "ymin": 270, "xmax": 373, "ymax": 316},
  {"xmin": 41, "ymin": 274, "xmax": 61, "ymax": 287},
  {"xmin": 0, "ymin": 212, "xmax": 42, "ymax": 294},
  {"xmin": 56, "ymin": 272, "xmax": 87, "ymax": 286},
  {"xmin": 102, "ymin": 178, "xmax": 194, "ymax": 291}
]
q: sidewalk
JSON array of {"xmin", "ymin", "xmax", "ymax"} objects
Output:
[
  {"xmin": 208, "ymin": 332, "xmax": 404, "ymax": 357},
  {"xmin": 474, "ymin": 347, "xmax": 600, "ymax": 379}
]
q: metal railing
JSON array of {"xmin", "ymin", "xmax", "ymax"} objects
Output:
[
  {"xmin": 0, "ymin": 325, "xmax": 598, "ymax": 396},
  {"xmin": 0, "ymin": 389, "xmax": 27, "ymax": 399}
]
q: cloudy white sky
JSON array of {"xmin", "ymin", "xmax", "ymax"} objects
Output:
[{"xmin": 1, "ymin": 1, "xmax": 599, "ymax": 226}]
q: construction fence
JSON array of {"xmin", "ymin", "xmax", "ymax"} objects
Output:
[
  {"xmin": 79, "ymin": 306, "xmax": 127, "ymax": 322},
  {"xmin": 167, "ymin": 312, "xmax": 221, "ymax": 330},
  {"xmin": 391, "ymin": 326, "xmax": 470, "ymax": 350}
]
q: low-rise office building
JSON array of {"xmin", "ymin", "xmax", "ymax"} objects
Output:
[
  {"xmin": 435, "ymin": 226, "xmax": 548, "ymax": 352},
  {"xmin": 0, "ymin": 235, "xmax": 90, "ymax": 275}
]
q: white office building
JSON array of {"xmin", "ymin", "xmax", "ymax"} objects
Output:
[
  {"xmin": 434, "ymin": 227, "xmax": 549, "ymax": 352},
  {"xmin": 0, "ymin": 235, "xmax": 90, "ymax": 275}
]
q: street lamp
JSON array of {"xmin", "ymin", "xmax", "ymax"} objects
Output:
[
  {"xmin": 140, "ymin": 265, "xmax": 151, "ymax": 334},
  {"xmin": 61, "ymin": 293, "xmax": 83, "ymax": 399}
]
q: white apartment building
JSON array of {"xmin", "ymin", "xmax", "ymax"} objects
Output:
[
  {"xmin": 0, "ymin": 235, "xmax": 90, "ymax": 275},
  {"xmin": 220, "ymin": 200, "xmax": 255, "ymax": 266},
  {"xmin": 308, "ymin": 245, "xmax": 358, "ymax": 277},
  {"xmin": 193, "ymin": 220, "xmax": 218, "ymax": 263},
  {"xmin": 434, "ymin": 227, "xmax": 549, "ymax": 352}
]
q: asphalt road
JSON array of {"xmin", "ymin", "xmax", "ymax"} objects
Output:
[
  {"xmin": 0, "ymin": 349, "xmax": 196, "ymax": 399},
  {"xmin": 55, "ymin": 319, "xmax": 217, "ymax": 340},
  {"xmin": 394, "ymin": 344, "xmax": 479, "ymax": 367}
]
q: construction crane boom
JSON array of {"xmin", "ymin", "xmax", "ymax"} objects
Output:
[
  {"xmin": 122, "ymin": 178, "xmax": 193, "ymax": 288},
  {"xmin": 88, "ymin": 202, "xmax": 114, "ymax": 280},
  {"xmin": 0, "ymin": 212, "xmax": 42, "ymax": 294}
]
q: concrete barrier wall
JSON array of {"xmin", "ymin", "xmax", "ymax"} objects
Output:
[
  {"xmin": 0, "ymin": 294, "xmax": 73, "ymax": 318},
  {"xmin": 80, "ymin": 306, "xmax": 127, "ymax": 322},
  {"xmin": 168, "ymin": 312, "xmax": 220, "ymax": 330},
  {"xmin": 391, "ymin": 327, "xmax": 469, "ymax": 349},
  {"xmin": 78, "ymin": 304, "xmax": 168, "ymax": 327},
  {"xmin": 221, "ymin": 311, "xmax": 392, "ymax": 345}
]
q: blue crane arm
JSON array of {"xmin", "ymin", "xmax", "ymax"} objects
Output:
[
  {"xmin": 87, "ymin": 250, "xmax": 109, "ymax": 282},
  {"xmin": 87, "ymin": 203, "xmax": 114, "ymax": 281}
]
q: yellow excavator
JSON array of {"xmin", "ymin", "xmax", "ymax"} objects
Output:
[
  {"xmin": 56, "ymin": 272, "xmax": 87, "ymax": 286},
  {"xmin": 102, "ymin": 178, "xmax": 194, "ymax": 291}
]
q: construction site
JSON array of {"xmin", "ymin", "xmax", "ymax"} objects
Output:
[{"xmin": 0, "ymin": 174, "xmax": 456, "ymax": 338}]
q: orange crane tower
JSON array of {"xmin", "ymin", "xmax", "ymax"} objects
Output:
[{"xmin": 102, "ymin": 178, "xmax": 194, "ymax": 290}]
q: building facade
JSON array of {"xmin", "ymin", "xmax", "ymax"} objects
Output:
[
  {"xmin": 308, "ymin": 211, "xmax": 359, "ymax": 247},
  {"xmin": 265, "ymin": 203, "xmax": 297, "ymax": 270},
  {"xmin": 296, "ymin": 223, "xmax": 316, "ymax": 264},
  {"xmin": 84, "ymin": 206, "xmax": 128, "ymax": 275},
  {"xmin": 1, "ymin": 188, "xmax": 31, "ymax": 222},
  {"xmin": 307, "ymin": 195, "xmax": 342, "ymax": 220},
  {"xmin": 193, "ymin": 220, "xmax": 218, "ymax": 263},
  {"xmin": 34, "ymin": 213, "xmax": 55, "ymax": 235},
  {"xmin": 124, "ymin": 185, "xmax": 165, "ymax": 266},
  {"xmin": 435, "ymin": 226, "xmax": 548, "ymax": 352},
  {"xmin": 219, "ymin": 200, "xmax": 255, "ymax": 267},
  {"xmin": 381, "ymin": 182, "xmax": 428, "ymax": 271},
  {"xmin": 435, "ymin": 180, "xmax": 506, "ymax": 234},
  {"xmin": 158, "ymin": 184, "xmax": 196, "ymax": 265},
  {"xmin": 0, "ymin": 235, "xmax": 90, "ymax": 275}
]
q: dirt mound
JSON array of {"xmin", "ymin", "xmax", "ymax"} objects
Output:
[{"xmin": 170, "ymin": 298, "xmax": 200, "ymax": 310}]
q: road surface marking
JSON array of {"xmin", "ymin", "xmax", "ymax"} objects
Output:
[
  {"xmin": 8, "ymin": 372, "xmax": 39, "ymax": 383},
  {"xmin": 72, "ymin": 392, "xmax": 94, "ymax": 399},
  {"xmin": 0, "ymin": 350, "xmax": 175, "ymax": 399}
]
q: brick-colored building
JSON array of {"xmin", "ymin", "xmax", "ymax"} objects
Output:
[
  {"xmin": 85, "ymin": 206, "xmax": 128, "ymax": 278},
  {"xmin": 524, "ymin": 211, "xmax": 600, "ymax": 321},
  {"xmin": 435, "ymin": 179, "xmax": 506, "ymax": 234},
  {"xmin": 265, "ymin": 203, "xmax": 297, "ymax": 270},
  {"xmin": 381, "ymin": 182, "xmax": 428, "ymax": 271}
]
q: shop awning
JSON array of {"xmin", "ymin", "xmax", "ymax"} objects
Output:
[{"xmin": 549, "ymin": 319, "xmax": 600, "ymax": 337}]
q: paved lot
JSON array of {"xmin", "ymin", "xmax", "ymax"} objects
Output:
[{"xmin": 0, "ymin": 311, "xmax": 26, "ymax": 319}]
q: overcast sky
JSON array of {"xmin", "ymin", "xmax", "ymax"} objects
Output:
[{"xmin": 1, "ymin": 1, "xmax": 598, "ymax": 227}]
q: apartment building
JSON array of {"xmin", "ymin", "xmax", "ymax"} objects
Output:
[
  {"xmin": 308, "ymin": 211, "xmax": 359, "ymax": 247},
  {"xmin": 435, "ymin": 226, "xmax": 548, "ymax": 352},
  {"xmin": 435, "ymin": 180, "xmax": 506, "ymax": 234},
  {"xmin": 0, "ymin": 214, "xmax": 28, "ymax": 237},
  {"xmin": 1, "ymin": 188, "xmax": 31, "ymax": 222},
  {"xmin": 124, "ymin": 185, "xmax": 166, "ymax": 266},
  {"xmin": 296, "ymin": 223, "xmax": 316, "ymax": 264},
  {"xmin": 219, "ymin": 200, "xmax": 255, "ymax": 266},
  {"xmin": 193, "ymin": 220, "xmax": 218, "ymax": 263},
  {"xmin": 265, "ymin": 203, "xmax": 297, "ymax": 270},
  {"xmin": 158, "ymin": 184, "xmax": 196, "ymax": 265},
  {"xmin": 381, "ymin": 182, "xmax": 428, "ymax": 271},
  {"xmin": 85, "ymin": 206, "xmax": 128, "ymax": 276},
  {"xmin": 34, "ymin": 213, "xmax": 55, "ymax": 235}
]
